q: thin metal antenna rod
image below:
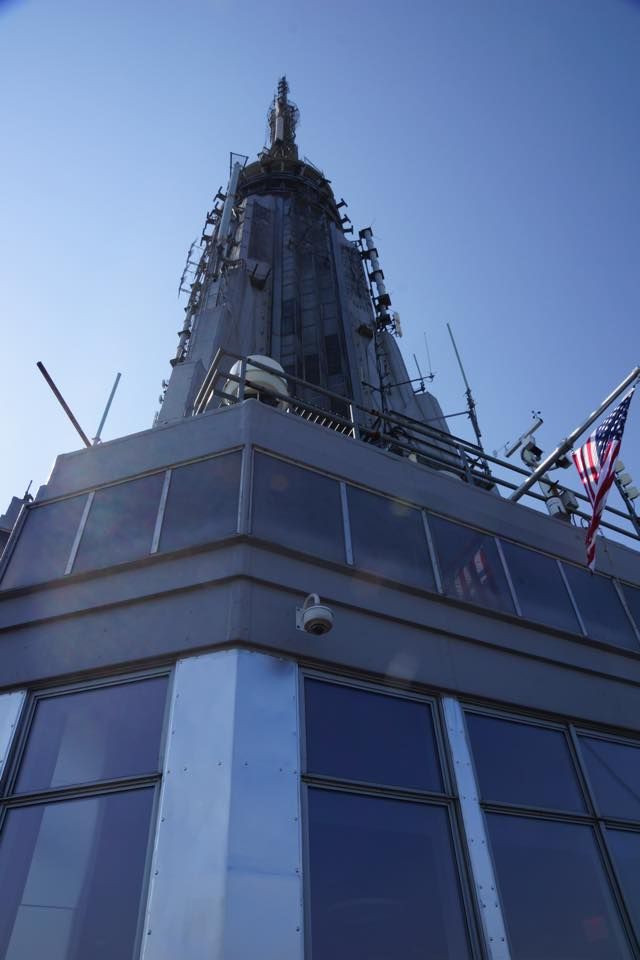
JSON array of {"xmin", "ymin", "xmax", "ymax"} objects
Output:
[
  {"xmin": 510, "ymin": 365, "xmax": 640, "ymax": 502},
  {"xmin": 447, "ymin": 323, "xmax": 485, "ymax": 452},
  {"xmin": 37, "ymin": 361, "xmax": 91, "ymax": 448},
  {"xmin": 423, "ymin": 331, "xmax": 435, "ymax": 380},
  {"xmin": 93, "ymin": 372, "xmax": 122, "ymax": 444}
]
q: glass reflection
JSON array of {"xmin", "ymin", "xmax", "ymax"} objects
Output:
[
  {"xmin": 499, "ymin": 541, "xmax": 579, "ymax": 632},
  {"xmin": 16, "ymin": 678, "xmax": 167, "ymax": 794},
  {"xmin": 428, "ymin": 516, "xmax": 514, "ymax": 614},
  {"xmin": 308, "ymin": 789, "xmax": 472, "ymax": 960},
  {"xmin": 347, "ymin": 486, "xmax": 435, "ymax": 590},
  {"xmin": 580, "ymin": 736, "xmax": 640, "ymax": 821},
  {"xmin": 1, "ymin": 497, "xmax": 88, "ymax": 590},
  {"xmin": 252, "ymin": 454, "xmax": 344, "ymax": 562},
  {"xmin": 0, "ymin": 789, "xmax": 154, "ymax": 960},
  {"xmin": 305, "ymin": 680, "xmax": 443, "ymax": 792},
  {"xmin": 487, "ymin": 813, "xmax": 632, "ymax": 960},
  {"xmin": 606, "ymin": 829, "xmax": 640, "ymax": 942},
  {"xmin": 74, "ymin": 474, "xmax": 164, "ymax": 572},
  {"xmin": 159, "ymin": 452, "xmax": 241, "ymax": 553},
  {"xmin": 466, "ymin": 713, "xmax": 585, "ymax": 812},
  {"xmin": 562, "ymin": 566, "xmax": 638, "ymax": 650}
]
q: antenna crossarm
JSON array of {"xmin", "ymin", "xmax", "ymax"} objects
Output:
[{"xmin": 510, "ymin": 365, "xmax": 640, "ymax": 502}]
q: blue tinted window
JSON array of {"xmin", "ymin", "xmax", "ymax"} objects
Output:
[
  {"xmin": 579, "ymin": 736, "xmax": 640, "ymax": 821},
  {"xmin": 562, "ymin": 565, "xmax": 638, "ymax": 650},
  {"xmin": 74, "ymin": 474, "xmax": 164, "ymax": 572},
  {"xmin": 159, "ymin": 452, "xmax": 241, "ymax": 552},
  {"xmin": 308, "ymin": 789, "xmax": 472, "ymax": 960},
  {"xmin": 428, "ymin": 515, "xmax": 514, "ymax": 613},
  {"xmin": 252, "ymin": 454, "xmax": 344, "ymax": 562},
  {"xmin": 607, "ymin": 829, "xmax": 640, "ymax": 942},
  {"xmin": 621, "ymin": 583, "xmax": 640, "ymax": 636},
  {"xmin": 466, "ymin": 713, "xmax": 586, "ymax": 812},
  {"xmin": 305, "ymin": 679, "xmax": 443, "ymax": 792},
  {"xmin": 16, "ymin": 677, "xmax": 168, "ymax": 794},
  {"xmin": 347, "ymin": 486, "xmax": 435, "ymax": 590},
  {"xmin": 0, "ymin": 789, "xmax": 154, "ymax": 960},
  {"xmin": 487, "ymin": 814, "xmax": 633, "ymax": 960},
  {"xmin": 500, "ymin": 541, "xmax": 579, "ymax": 632},
  {"xmin": 1, "ymin": 496, "xmax": 87, "ymax": 590}
]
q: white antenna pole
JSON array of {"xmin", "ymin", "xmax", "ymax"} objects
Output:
[
  {"xmin": 510, "ymin": 366, "xmax": 640, "ymax": 502},
  {"xmin": 93, "ymin": 372, "xmax": 122, "ymax": 444},
  {"xmin": 447, "ymin": 323, "xmax": 484, "ymax": 451}
]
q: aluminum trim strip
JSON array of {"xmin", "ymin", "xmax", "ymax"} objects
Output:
[
  {"xmin": 150, "ymin": 470, "xmax": 172, "ymax": 554},
  {"xmin": 64, "ymin": 491, "xmax": 94, "ymax": 575},
  {"xmin": 0, "ymin": 691, "xmax": 26, "ymax": 783},
  {"xmin": 442, "ymin": 697, "xmax": 511, "ymax": 960}
]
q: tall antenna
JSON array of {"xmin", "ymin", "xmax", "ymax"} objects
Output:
[
  {"xmin": 423, "ymin": 331, "xmax": 435, "ymax": 381},
  {"xmin": 446, "ymin": 323, "xmax": 485, "ymax": 453}
]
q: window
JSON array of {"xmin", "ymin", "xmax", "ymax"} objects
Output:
[
  {"xmin": 305, "ymin": 679, "xmax": 442, "ymax": 791},
  {"xmin": 158, "ymin": 452, "xmax": 241, "ymax": 553},
  {"xmin": 428, "ymin": 515, "xmax": 514, "ymax": 614},
  {"xmin": 251, "ymin": 454, "xmax": 345, "ymax": 563},
  {"xmin": 304, "ymin": 678, "xmax": 474, "ymax": 960},
  {"xmin": 499, "ymin": 540, "xmax": 579, "ymax": 633},
  {"xmin": 347, "ymin": 487, "xmax": 436, "ymax": 591},
  {"xmin": 620, "ymin": 583, "xmax": 640, "ymax": 636},
  {"xmin": 73, "ymin": 473, "xmax": 165, "ymax": 573},
  {"xmin": 562, "ymin": 565, "xmax": 638, "ymax": 650},
  {"xmin": 466, "ymin": 713, "xmax": 585, "ymax": 812},
  {"xmin": 0, "ymin": 675, "xmax": 168, "ymax": 960},
  {"xmin": 578, "ymin": 736, "xmax": 640, "ymax": 821},
  {"xmin": 464, "ymin": 708, "xmax": 640, "ymax": 959},
  {"xmin": 486, "ymin": 814, "xmax": 633, "ymax": 960},
  {"xmin": 1, "ymin": 496, "xmax": 88, "ymax": 590}
]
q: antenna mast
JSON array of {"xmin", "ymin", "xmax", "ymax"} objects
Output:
[{"xmin": 447, "ymin": 323, "xmax": 484, "ymax": 452}]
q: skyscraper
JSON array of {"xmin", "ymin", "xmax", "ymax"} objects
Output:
[{"xmin": 1, "ymin": 79, "xmax": 640, "ymax": 960}]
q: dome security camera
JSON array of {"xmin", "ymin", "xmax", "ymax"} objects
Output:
[{"xmin": 296, "ymin": 593, "xmax": 334, "ymax": 636}]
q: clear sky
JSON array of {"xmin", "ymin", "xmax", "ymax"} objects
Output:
[{"xmin": 1, "ymin": 0, "xmax": 639, "ymax": 529}]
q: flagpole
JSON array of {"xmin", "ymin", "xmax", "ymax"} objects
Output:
[{"xmin": 509, "ymin": 366, "xmax": 640, "ymax": 502}]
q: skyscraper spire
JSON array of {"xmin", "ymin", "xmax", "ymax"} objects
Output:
[{"xmin": 267, "ymin": 75, "xmax": 299, "ymax": 158}]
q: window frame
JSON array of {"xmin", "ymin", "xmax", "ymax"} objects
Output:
[
  {"xmin": 299, "ymin": 669, "xmax": 485, "ymax": 960},
  {"xmin": 462, "ymin": 702, "xmax": 640, "ymax": 956},
  {"xmin": 0, "ymin": 667, "xmax": 172, "ymax": 960}
]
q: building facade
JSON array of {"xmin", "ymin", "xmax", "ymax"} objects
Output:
[{"xmin": 1, "ymin": 81, "xmax": 640, "ymax": 960}]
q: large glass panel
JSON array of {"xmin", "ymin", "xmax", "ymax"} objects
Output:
[
  {"xmin": 579, "ymin": 736, "xmax": 640, "ymax": 820},
  {"xmin": 308, "ymin": 789, "xmax": 472, "ymax": 960},
  {"xmin": 305, "ymin": 679, "xmax": 443, "ymax": 792},
  {"xmin": 1, "ymin": 496, "xmax": 87, "ymax": 590},
  {"xmin": 500, "ymin": 540, "xmax": 579, "ymax": 632},
  {"xmin": 487, "ymin": 813, "xmax": 633, "ymax": 960},
  {"xmin": 466, "ymin": 713, "xmax": 586, "ymax": 812},
  {"xmin": 621, "ymin": 583, "xmax": 640, "ymax": 636},
  {"xmin": 606, "ymin": 829, "xmax": 640, "ymax": 942},
  {"xmin": 347, "ymin": 486, "xmax": 435, "ymax": 590},
  {"xmin": 158, "ymin": 452, "xmax": 241, "ymax": 553},
  {"xmin": 428, "ymin": 515, "xmax": 515, "ymax": 613},
  {"xmin": 251, "ymin": 453, "xmax": 344, "ymax": 563},
  {"xmin": 16, "ymin": 677, "xmax": 167, "ymax": 794},
  {"xmin": 562, "ymin": 565, "xmax": 638, "ymax": 650},
  {"xmin": 73, "ymin": 474, "xmax": 164, "ymax": 572},
  {"xmin": 0, "ymin": 789, "xmax": 154, "ymax": 960}
]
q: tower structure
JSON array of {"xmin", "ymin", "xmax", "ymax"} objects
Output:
[{"xmin": 1, "ymin": 80, "xmax": 640, "ymax": 960}]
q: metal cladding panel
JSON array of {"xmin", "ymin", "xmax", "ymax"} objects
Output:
[
  {"xmin": 0, "ymin": 690, "xmax": 25, "ymax": 781},
  {"xmin": 140, "ymin": 649, "xmax": 303, "ymax": 960},
  {"xmin": 223, "ymin": 651, "xmax": 303, "ymax": 960},
  {"xmin": 140, "ymin": 650, "xmax": 236, "ymax": 960}
]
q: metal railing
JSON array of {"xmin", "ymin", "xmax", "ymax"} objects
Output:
[{"xmin": 192, "ymin": 350, "xmax": 640, "ymax": 550}]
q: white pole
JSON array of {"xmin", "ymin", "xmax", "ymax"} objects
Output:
[{"xmin": 510, "ymin": 366, "xmax": 640, "ymax": 502}]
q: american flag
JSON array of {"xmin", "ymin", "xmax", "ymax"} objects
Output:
[{"xmin": 572, "ymin": 388, "xmax": 635, "ymax": 569}]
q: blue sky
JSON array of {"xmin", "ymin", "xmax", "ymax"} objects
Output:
[{"xmin": 1, "ymin": 0, "xmax": 639, "ymax": 528}]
